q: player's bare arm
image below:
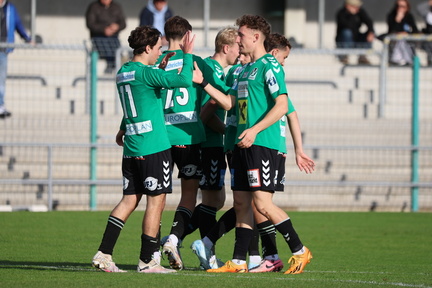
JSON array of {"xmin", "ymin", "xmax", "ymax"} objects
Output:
[
  {"xmin": 192, "ymin": 62, "xmax": 234, "ymax": 110},
  {"xmin": 287, "ymin": 111, "xmax": 315, "ymax": 174}
]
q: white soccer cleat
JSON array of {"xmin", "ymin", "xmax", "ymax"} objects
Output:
[
  {"xmin": 137, "ymin": 259, "xmax": 177, "ymax": 273},
  {"xmin": 162, "ymin": 238, "xmax": 183, "ymax": 270},
  {"xmin": 92, "ymin": 251, "xmax": 126, "ymax": 273}
]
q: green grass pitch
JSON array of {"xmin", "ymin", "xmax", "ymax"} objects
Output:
[{"xmin": 1, "ymin": 210, "xmax": 431, "ymax": 288}]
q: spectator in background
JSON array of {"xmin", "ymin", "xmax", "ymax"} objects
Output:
[
  {"xmin": 0, "ymin": 0, "xmax": 31, "ymax": 119},
  {"xmin": 416, "ymin": 0, "xmax": 432, "ymax": 66},
  {"xmin": 386, "ymin": 0, "xmax": 419, "ymax": 66},
  {"xmin": 335, "ymin": 0, "xmax": 375, "ymax": 65},
  {"xmin": 86, "ymin": 0, "xmax": 126, "ymax": 74},
  {"xmin": 139, "ymin": 0, "xmax": 173, "ymax": 46}
]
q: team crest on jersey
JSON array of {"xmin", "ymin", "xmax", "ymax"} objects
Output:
[
  {"xmin": 247, "ymin": 169, "xmax": 261, "ymax": 187},
  {"xmin": 248, "ymin": 68, "xmax": 258, "ymax": 80},
  {"xmin": 144, "ymin": 177, "xmax": 160, "ymax": 191},
  {"xmin": 241, "ymin": 70, "xmax": 249, "ymax": 78}
]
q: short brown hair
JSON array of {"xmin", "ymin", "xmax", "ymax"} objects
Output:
[
  {"xmin": 164, "ymin": 16, "xmax": 192, "ymax": 41},
  {"xmin": 235, "ymin": 15, "xmax": 271, "ymax": 40},
  {"xmin": 264, "ymin": 33, "xmax": 291, "ymax": 53},
  {"xmin": 128, "ymin": 26, "xmax": 161, "ymax": 55}
]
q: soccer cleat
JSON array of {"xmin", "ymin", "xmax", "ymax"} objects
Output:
[
  {"xmin": 137, "ymin": 259, "xmax": 176, "ymax": 273},
  {"xmin": 162, "ymin": 238, "xmax": 183, "ymax": 270},
  {"xmin": 284, "ymin": 246, "xmax": 312, "ymax": 274},
  {"xmin": 209, "ymin": 254, "xmax": 224, "ymax": 269},
  {"xmin": 249, "ymin": 259, "xmax": 284, "ymax": 273},
  {"xmin": 92, "ymin": 251, "xmax": 126, "ymax": 273},
  {"xmin": 207, "ymin": 260, "xmax": 247, "ymax": 273},
  {"xmin": 191, "ymin": 239, "xmax": 213, "ymax": 270},
  {"xmin": 248, "ymin": 259, "xmax": 262, "ymax": 270}
]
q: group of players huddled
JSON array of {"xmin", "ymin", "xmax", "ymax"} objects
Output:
[{"xmin": 92, "ymin": 14, "xmax": 316, "ymax": 274}]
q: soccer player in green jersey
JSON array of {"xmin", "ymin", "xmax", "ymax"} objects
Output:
[
  {"xmin": 207, "ymin": 15, "xmax": 313, "ymax": 275},
  {"xmin": 189, "ymin": 27, "xmax": 240, "ymax": 269},
  {"xmin": 198, "ymin": 27, "xmax": 239, "ymax": 235},
  {"xmin": 160, "ymin": 16, "xmax": 232, "ymax": 271},
  {"xmin": 92, "ymin": 25, "xmax": 196, "ymax": 274},
  {"xmin": 250, "ymin": 32, "xmax": 316, "ymax": 273}
]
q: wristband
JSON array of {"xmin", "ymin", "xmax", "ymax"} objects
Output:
[{"xmin": 200, "ymin": 79, "xmax": 209, "ymax": 88}]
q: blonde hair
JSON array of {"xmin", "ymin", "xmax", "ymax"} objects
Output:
[{"xmin": 215, "ymin": 26, "xmax": 238, "ymax": 53}]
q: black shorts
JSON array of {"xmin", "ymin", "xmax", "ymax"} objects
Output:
[
  {"xmin": 122, "ymin": 149, "xmax": 172, "ymax": 196},
  {"xmin": 275, "ymin": 152, "xmax": 286, "ymax": 191},
  {"xmin": 171, "ymin": 144, "xmax": 202, "ymax": 180},
  {"xmin": 199, "ymin": 147, "xmax": 227, "ymax": 190},
  {"xmin": 232, "ymin": 145, "xmax": 279, "ymax": 192}
]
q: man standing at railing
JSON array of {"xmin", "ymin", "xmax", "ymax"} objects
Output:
[
  {"xmin": 0, "ymin": 0, "xmax": 31, "ymax": 119},
  {"xmin": 335, "ymin": 0, "xmax": 375, "ymax": 65}
]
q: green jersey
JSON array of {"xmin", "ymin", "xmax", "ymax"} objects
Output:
[
  {"xmin": 223, "ymin": 63, "xmax": 244, "ymax": 152},
  {"xmin": 230, "ymin": 54, "xmax": 288, "ymax": 151},
  {"xmin": 157, "ymin": 50, "xmax": 228, "ymax": 145},
  {"xmin": 201, "ymin": 57, "xmax": 230, "ymax": 148},
  {"xmin": 117, "ymin": 54, "xmax": 193, "ymax": 156}
]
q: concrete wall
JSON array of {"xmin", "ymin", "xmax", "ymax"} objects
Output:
[{"xmin": 12, "ymin": 0, "xmax": 430, "ymax": 48}]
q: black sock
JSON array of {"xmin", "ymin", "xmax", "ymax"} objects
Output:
[
  {"xmin": 180, "ymin": 204, "xmax": 201, "ymax": 240},
  {"xmin": 275, "ymin": 218, "xmax": 303, "ymax": 253},
  {"xmin": 98, "ymin": 215, "xmax": 124, "ymax": 255},
  {"xmin": 198, "ymin": 204, "xmax": 217, "ymax": 238},
  {"xmin": 207, "ymin": 207, "xmax": 236, "ymax": 244},
  {"xmin": 140, "ymin": 234, "xmax": 159, "ymax": 263},
  {"xmin": 170, "ymin": 206, "xmax": 192, "ymax": 239},
  {"xmin": 233, "ymin": 227, "xmax": 253, "ymax": 261},
  {"xmin": 248, "ymin": 225, "xmax": 260, "ymax": 256},
  {"xmin": 257, "ymin": 220, "xmax": 278, "ymax": 257}
]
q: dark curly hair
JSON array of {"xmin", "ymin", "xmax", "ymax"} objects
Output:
[
  {"xmin": 235, "ymin": 14, "xmax": 271, "ymax": 40},
  {"xmin": 128, "ymin": 26, "xmax": 161, "ymax": 55}
]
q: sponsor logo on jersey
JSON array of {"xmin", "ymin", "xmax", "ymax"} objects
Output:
[
  {"xmin": 248, "ymin": 68, "xmax": 258, "ymax": 80},
  {"xmin": 237, "ymin": 81, "xmax": 248, "ymax": 99},
  {"xmin": 125, "ymin": 120, "xmax": 153, "ymax": 135},
  {"xmin": 247, "ymin": 169, "xmax": 261, "ymax": 187},
  {"xmin": 238, "ymin": 99, "xmax": 247, "ymax": 125},
  {"xmin": 165, "ymin": 59, "xmax": 184, "ymax": 71},
  {"xmin": 165, "ymin": 111, "xmax": 198, "ymax": 125},
  {"xmin": 144, "ymin": 177, "xmax": 159, "ymax": 191},
  {"xmin": 266, "ymin": 69, "xmax": 280, "ymax": 95},
  {"xmin": 116, "ymin": 71, "xmax": 136, "ymax": 84}
]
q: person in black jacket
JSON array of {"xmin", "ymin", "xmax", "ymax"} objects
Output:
[
  {"xmin": 86, "ymin": 0, "xmax": 126, "ymax": 74},
  {"xmin": 386, "ymin": 0, "xmax": 419, "ymax": 66},
  {"xmin": 335, "ymin": 0, "xmax": 375, "ymax": 65},
  {"xmin": 139, "ymin": 0, "xmax": 173, "ymax": 46}
]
